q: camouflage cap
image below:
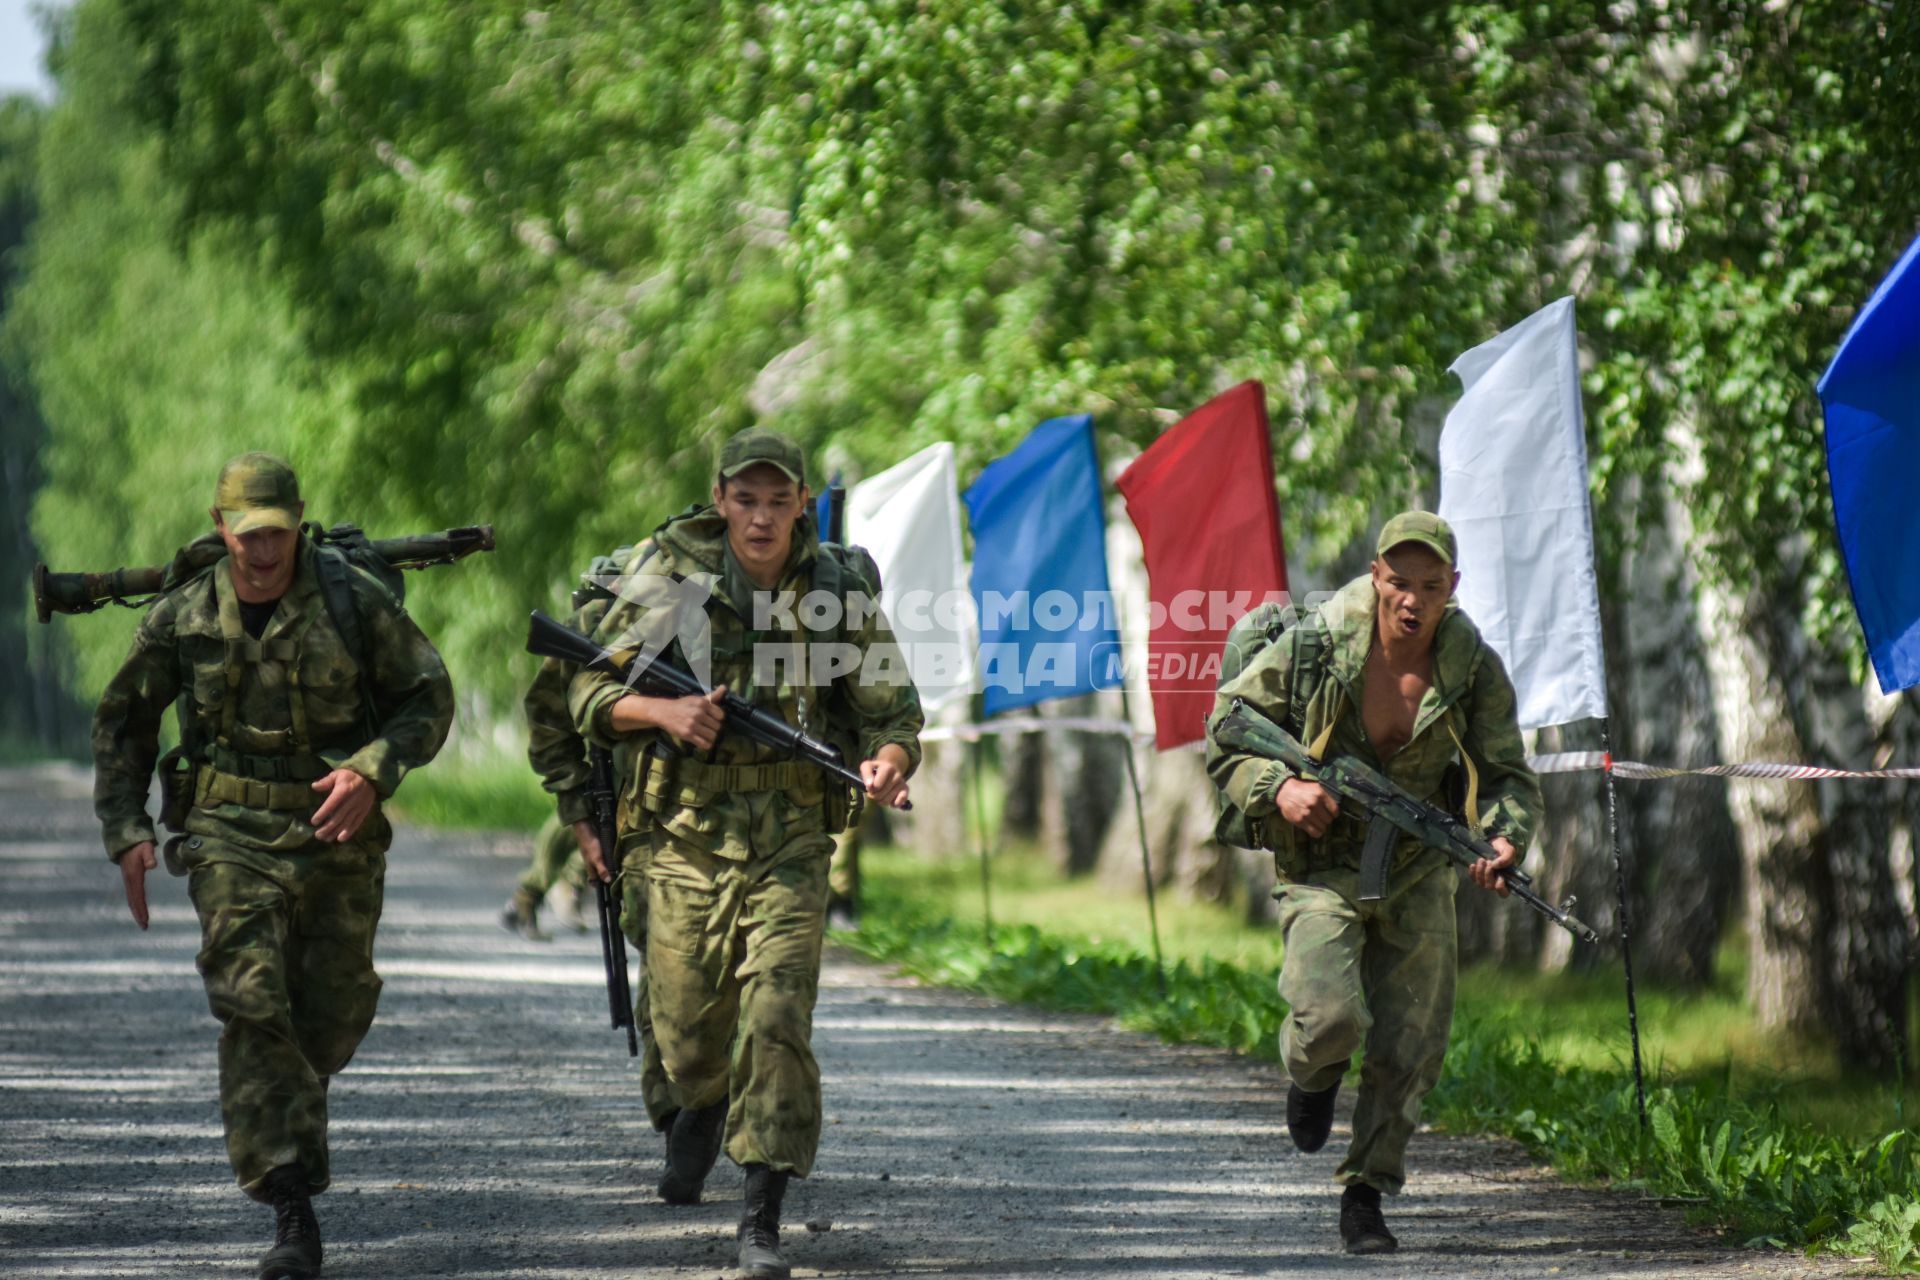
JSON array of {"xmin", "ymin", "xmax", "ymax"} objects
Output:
[
  {"xmin": 215, "ymin": 452, "xmax": 302, "ymax": 536},
  {"xmin": 1376, "ymin": 510, "xmax": 1457, "ymax": 567},
  {"xmin": 717, "ymin": 427, "xmax": 806, "ymax": 487}
]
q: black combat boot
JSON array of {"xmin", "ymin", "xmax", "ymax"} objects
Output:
[
  {"xmin": 258, "ymin": 1164, "xmax": 322, "ymax": 1280},
  {"xmin": 1339, "ymin": 1182, "xmax": 1398, "ymax": 1255},
  {"xmin": 656, "ymin": 1100, "xmax": 728, "ymax": 1204},
  {"xmin": 1286, "ymin": 1079, "xmax": 1340, "ymax": 1153},
  {"xmin": 737, "ymin": 1163, "xmax": 791, "ymax": 1279}
]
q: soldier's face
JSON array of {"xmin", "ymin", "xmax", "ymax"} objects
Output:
[
  {"xmin": 1371, "ymin": 545, "xmax": 1458, "ymax": 648},
  {"xmin": 713, "ymin": 465, "xmax": 809, "ymax": 582},
  {"xmin": 213, "ymin": 510, "xmax": 302, "ymax": 600}
]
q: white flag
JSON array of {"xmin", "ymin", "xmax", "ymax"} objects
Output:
[
  {"xmin": 846, "ymin": 442, "xmax": 976, "ymax": 710},
  {"xmin": 1438, "ymin": 296, "xmax": 1608, "ymax": 729}
]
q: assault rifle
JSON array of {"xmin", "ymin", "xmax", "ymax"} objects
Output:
[
  {"xmin": 524, "ymin": 610, "xmax": 909, "ymax": 809},
  {"xmin": 586, "ymin": 743, "xmax": 639, "ymax": 1057},
  {"xmin": 33, "ymin": 523, "xmax": 495, "ymax": 623},
  {"xmin": 1213, "ymin": 698, "xmax": 1598, "ymax": 943}
]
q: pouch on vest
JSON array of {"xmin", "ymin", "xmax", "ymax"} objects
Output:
[
  {"xmin": 812, "ymin": 540, "xmax": 883, "ymax": 835},
  {"xmin": 1210, "ymin": 601, "xmax": 1322, "ymax": 870},
  {"xmin": 156, "ymin": 745, "xmax": 196, "ymax": 834}
]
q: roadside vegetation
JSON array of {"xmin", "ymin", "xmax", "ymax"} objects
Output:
[
  {"xmin": 386, "ymin": 750, "xmax": 551, "ymax": 833},
  {"xmin": 841, "ymin": 844, "xmax": 1920, "ymax": 1273}
]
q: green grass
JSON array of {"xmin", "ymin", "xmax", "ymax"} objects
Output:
[
  {"xmin": 387, "ymin": 752, "xmax": 551, "ymax": 832},
  {"xmin": 0, "ymin": 735, "xmax": 72, "ymax": 765},
  {"xmin": 880, "ymin": 845, "xmax": 1919, "ymax": 1139},
  {"xmin": 843, "ymin": 845, "xmax": 1920, "ymax": 1272}
]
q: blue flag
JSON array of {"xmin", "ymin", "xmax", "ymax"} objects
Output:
[
  {"xmin": 814, "ymin": 471, "xmax": 843, "ymax": 539},
  {"xmin": 1819, "ymin": 233, "xmax": 1920, "ymax": 692},
  {"xmin": 963, "ymin": 414, "xmax": 1122, "ymax": 715}
]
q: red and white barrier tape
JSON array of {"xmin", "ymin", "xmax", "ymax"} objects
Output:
[{"xmin": 1527, "ymin": 752, "xmax": 1920, "ymax": 781}]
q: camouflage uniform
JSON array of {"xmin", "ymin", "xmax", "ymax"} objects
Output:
[
  {"xmin": 827, "ymin": 820, "xmax": 865, "ymax": 911},
  {"xmin": 94, "ymin": 536, "xmax": 453, "ymax": 1201},
  {"xmin": 515, "ymin": 814, "xmax": 589, "ymax": 905},
  {"xmin": 521, "ymin": 540, "xmax": 674, "ymax": 1127},
  {"xmin": 571, "ymin": 506, "xmax": 922, "ymax": 1177},
  {"xmin": 1207, "ymin": 573, "xmax": 1542, "ymax": 1194}
]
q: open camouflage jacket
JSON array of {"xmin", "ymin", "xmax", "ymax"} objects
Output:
[{"xmin": 1206, "ymin": 573, "xmax": 1543, "ymax": 880}]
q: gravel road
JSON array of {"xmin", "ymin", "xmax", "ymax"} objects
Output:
[{"xmin": 0, "ymin": 763, "xmax": 1858, "ymax": 1278}]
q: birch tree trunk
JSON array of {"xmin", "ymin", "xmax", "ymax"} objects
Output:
[
  {"xmin": 1038, "ymin": 693, "xmax": 1126, "ymax": 876},
  {"xmin": 999, "ymin": 729, "xmax": 1044, "ymax": 842},
  {"xmin": 1674, "ymin": 430, "xmax": 1909, "ymax": 1068}
]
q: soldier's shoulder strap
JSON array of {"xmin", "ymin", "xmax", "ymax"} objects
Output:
[
  {"xmin": 307, "ymin": 527, "xmax": 415, "ymax": 745},
  {"xmin": 1287, "ymin": 614, "xmax": 1334, "ymax": 735},
  {"xmin": 1214, "ymin": 598, "xmax": 1330, "ymax": 733},
  {"xmin": 307, "ymin": 523, "xmax": 410, "ymax": 670},
  {"xmin": 812, "ymin": 541, "xmax": 882, "ymax": 644},
  {"xmin": 570, "ymin": 540, "xmax": 659, "ymax": 612}
]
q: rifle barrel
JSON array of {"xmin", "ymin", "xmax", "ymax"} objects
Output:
[{"xmin": 34, "ymin": 524, "xmax": 497, "ymax": 622}]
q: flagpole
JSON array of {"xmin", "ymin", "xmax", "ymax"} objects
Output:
[
  {"xmin": 1118, "ymin": 689, "xmax": 1168, "ymax": 996},
  {"xmin": 1599, "ymin": 715, "xmax": 1648, "ymax": 1127},
  {"xmin": 968, "ymin": 735, "xmax": 995, "ymax": 946}
]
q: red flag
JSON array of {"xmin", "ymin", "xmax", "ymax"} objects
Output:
[{"xmin": 1116, "ymin": 381, "xmax": 1288, "ymax": 749}]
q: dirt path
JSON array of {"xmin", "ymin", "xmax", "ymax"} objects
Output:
[{"xmin": 0, "ymin": 763, "xmax": 1858, "ymax": 1278}]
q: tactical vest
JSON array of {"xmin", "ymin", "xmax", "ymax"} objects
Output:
[
  {"xmin": 156, "ymin": 535, "xmax": 391, "ymax": 827},
  {"xmin": 628, "ymin": 525, "xmax": 882, "ymax": 835}
]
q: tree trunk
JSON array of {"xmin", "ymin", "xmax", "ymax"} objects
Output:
[
  {"xmin": 1096, "ymin": 742, "xmax": 1229, "ymax": 901},
  {"xmin": 1785, "ymin": 629, "xmax": 1913, "ymax": 1074},
  {"xmin": 1039, "ymin": 693, "xmax": 1127, "ymax": 876},
  {"xmin": 999, "ymin": 729, "xmax": 1045, "ymax": 842},
  {"xmin": 1531, "ymin": 476, "xmax": 1739, "ymax": 985},
  {"xmin": 890, "ymin": 702, "xmax": 970, "ymax": 860},
  {"xmin": 1693, "ymin": 573, "xmax": 1826, "ymax": 1034},
  {"xmin": 1608, "ymin": 493, "xmax": 1741, "ymax": 987},
  {"xmin": 1687, "ymin": 557, "xmax": 1908, "ymax": 1070}
]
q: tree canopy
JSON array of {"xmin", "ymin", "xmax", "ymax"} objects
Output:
[{"xmin": 9, "ymin": 0, "xmax": 1917, "ymax": 707}]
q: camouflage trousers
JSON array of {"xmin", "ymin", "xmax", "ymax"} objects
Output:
[
  {"xmin": 517, "ymin": 814, "xmax": 589, "ymax": 899},
  {"xmin": 1274, "ymin": 852, "xmax": 1457, "ymax": 1195},
  {"xmin": 827, "ymin": 822, "xmax": 862, "ymax": 903},
  {"xmin": 646, "ymin": 825, "xmax": 832, "ymax": 1177},
  {"xmin": 179, "ymin": 832, "xmax": 386, "ymax": 1201},
  {"xmin": 615, "ymin": 832, "xmax": 674, "ymax": 1130}
]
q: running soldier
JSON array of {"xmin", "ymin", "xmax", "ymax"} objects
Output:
[
  {"xmin": 94, "ymin": 453, "xmax": 454, "ymax": 1280},
  {"xmin": 570, "ymin": 427, "xmax": 921, "ymax": 1278}
]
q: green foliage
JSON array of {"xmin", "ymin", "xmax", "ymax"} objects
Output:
[
  {"xmin": 12, "ymin": 1, "xmax": 1919, "ymax": 714},
  {"xmin": 1434, "ymin": 1023, "xmax": 1920, "ymax": 1259},
  {"xmin": 0, "ymin": 93, "xmax": 61, "ymax": 754},
  {"xmin": 383, "ymin": 750, "xmax": 550, "ymax": 832},
  {"xmin": 5, "ymin": 0, "xmax": 366, "ymax": 699},
  {"xmin": 842, "ymin": 862, "xmax": 1920, "ymax": 1271}
]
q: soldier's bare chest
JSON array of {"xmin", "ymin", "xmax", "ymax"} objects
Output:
[{"xmin": 1360, "ymin": 645, "xmax": 1431, "ymax": 762}]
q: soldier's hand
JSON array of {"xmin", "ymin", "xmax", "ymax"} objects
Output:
[
  {"xmin": 661, "ymin": 686, "xmax": 727, "ymax": 751},
  {"xmin": 1472, "ymin": 836, "xmax": 1518, "ymax": 896},
  {"xmin": 118, "ymin": 841, "xmax": 157, "ymax": 930},
  {"xmin": 860, "ymin": 746, "xmax": 912, "ymax": 810},
  {"xmin": 1275, "ymin": 777, "xmax": 1340, "ymax": 839},
  {"xmin": 572, "ymin": 819, "xmax": 611, "ymax": 883},
  {"xmin": 310, "ymin": 768, "xmax": 377, "ymax": 843}
]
